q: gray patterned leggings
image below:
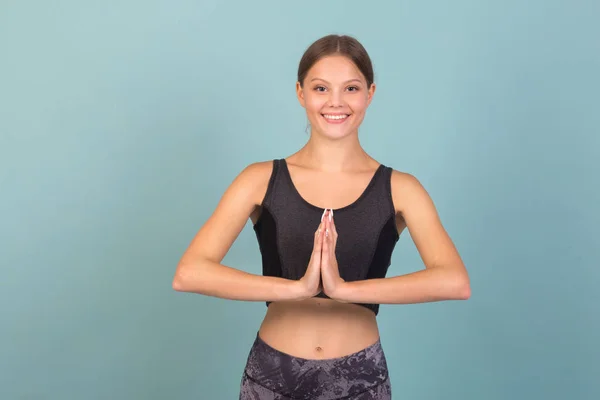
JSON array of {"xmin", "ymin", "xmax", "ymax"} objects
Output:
[{"xmin": 239, "ymin": 333, "xmax": 392, "ymax": 399}]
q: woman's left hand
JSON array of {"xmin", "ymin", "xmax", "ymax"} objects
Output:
[{"xmin": 321, "ymin": 209, "xmax": 346, "ymax": 299}]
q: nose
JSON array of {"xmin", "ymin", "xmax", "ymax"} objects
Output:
[{"xmin": 327, "ymin": 88, "xmax": 344, "ymax": 107}]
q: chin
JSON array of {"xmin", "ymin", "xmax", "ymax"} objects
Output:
[
  {"xmin": 322, "ymin": 128, "xmax": 355, "ymax": 140},
  {"xmin": 313, "ymin": 113, "xmax": 361, "ymax": 139}
]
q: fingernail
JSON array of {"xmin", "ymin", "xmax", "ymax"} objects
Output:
[
  {"xmin": 321, "ymin": 208, "xmax": 327, "ymax": 222},
  {"xmin": 329, "ymin": 209, "xmax": 333, "ymax": 221}
]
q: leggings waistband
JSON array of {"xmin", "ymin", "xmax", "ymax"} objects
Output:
[{"xmin": 241, "ymin": 332, "xmax": 390, "ymax": 399}]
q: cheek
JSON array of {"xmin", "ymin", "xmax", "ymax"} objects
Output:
[
  {"xmin": 348, "ymin": 97, "xmax": 369, "ymax": 114},
  {"xmin": 304, "ymin": 96, "xmax": 326, "ymax": 113}
]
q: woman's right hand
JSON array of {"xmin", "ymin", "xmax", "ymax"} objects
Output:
[{"xmin": 298, "ymin": 219, "xmax": 324, "ymax": 299}]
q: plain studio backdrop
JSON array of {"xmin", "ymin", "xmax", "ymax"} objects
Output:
[{"xmin": 1, "ymin": 1, "xmax": 598, "ymax": 399}]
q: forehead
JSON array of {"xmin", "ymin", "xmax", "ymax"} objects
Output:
[{"xmin": 306, "ymin": 55, "xmax": 365, "ymax": 82}]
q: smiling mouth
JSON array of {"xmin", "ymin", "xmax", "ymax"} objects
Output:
[{"xmin": 322, "ymin": 114, "xmax": 350, "ymax": 123}]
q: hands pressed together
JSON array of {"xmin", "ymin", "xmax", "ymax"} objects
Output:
[{"xmin": 299, "ymin": 209, "xmax": 346, "ymax": 300}]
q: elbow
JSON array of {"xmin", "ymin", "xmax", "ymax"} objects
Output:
[
  {"xmin": 458, "ymin": 280, "xmax": 471, "ymax": 300},
  {"xmin": 436, "ymin": 266, "xmax": 471, "ymax": 300},
  {"xmin": 441, "ymin": 267, "xmax": 470, "ymax": 300},
  {"xmin": 172, "ymin": 272, "xmax": 186, "ymax": 292},
  {"xmin": 454, "ymin": 275, "xmax": 471, "ymax": 300},
  {"xmin": 172, "ymin": 258, "xmax": 210, "ymax": 293},
  {"xmin": 172, "ymin": 265, "xmax": 191, "ymax": 292}
]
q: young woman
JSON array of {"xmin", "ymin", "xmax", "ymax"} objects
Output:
[{"xmin": 173, "ymin": 34, "xmax": 471, "ymax": 399}]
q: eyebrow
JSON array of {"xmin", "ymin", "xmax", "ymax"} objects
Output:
[{"xmin": 310, "ymin": 78, "xmax": 363, "ymax": 84}]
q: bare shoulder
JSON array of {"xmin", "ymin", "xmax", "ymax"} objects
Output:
[
  {"xmin": 389, "ymin": 168, "xmax": 432, "ymax": 216},
  {"xmin": 240, "ymin": 159, "xmax": 274, "ymax": 177},
  {"xmin": 236, "ymin": 160, "xmax": 275, "ymax": 205}
]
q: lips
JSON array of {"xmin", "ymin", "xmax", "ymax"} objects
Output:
[{"xmin": 322, "ymin": 114, "xmax": 350, "ymax": 124}]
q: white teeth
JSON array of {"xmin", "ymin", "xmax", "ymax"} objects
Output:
[{"xmin": 323, "ymin": 114, "xmax": 348, "ymax": 120}]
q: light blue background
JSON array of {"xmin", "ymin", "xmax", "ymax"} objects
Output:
[{"xmin": 1, "ymin": 0, "xmax": 598, "ymax": 399}]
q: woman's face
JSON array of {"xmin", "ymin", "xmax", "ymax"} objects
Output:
[{"xmin": 296, "ymin": 55, "xmax": 375, "ymax": 140}]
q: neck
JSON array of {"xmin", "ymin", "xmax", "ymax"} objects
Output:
[{"xmin": 295, "ymin": 130, "xmax": 371, "ymax": 172}]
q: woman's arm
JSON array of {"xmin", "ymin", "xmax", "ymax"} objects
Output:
[
  {"xmin": 331, "ymin": 171, "xmax": 471, "ymax": 304},
  {"xmin": 172, "ymin": 161, "xmax": 308, "ymax": 302}
]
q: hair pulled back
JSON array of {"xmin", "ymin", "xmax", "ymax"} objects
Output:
[{"xmin": 297, "ymin": 34, "xmax": 374, "ymax": 88}]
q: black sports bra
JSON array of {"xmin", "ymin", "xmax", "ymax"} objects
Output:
[{"xmin": 253, "ymin": 159, "xmax": 399, "ymax": 315}]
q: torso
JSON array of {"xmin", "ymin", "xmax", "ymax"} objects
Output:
[{"xmin": 249, "ymin": 156, "xmax": 407, "ymax": 359}]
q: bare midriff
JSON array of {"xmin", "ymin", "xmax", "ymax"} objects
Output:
[{"xmin": 257, "ymin": 297, "xmax": 380, "ymax": 360}]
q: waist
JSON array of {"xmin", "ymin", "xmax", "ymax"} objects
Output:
[
  {"xmin": 243, "ymin": 331, "xmax": 390, "ymax": 399},
  {"xmin": 258, "ymin": 297, "xmax": 380, "ymax": 360}
]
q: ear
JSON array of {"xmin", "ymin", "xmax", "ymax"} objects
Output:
[
  {"xmin": 367, "ymin": 83, "xmax": 376, "ymax": 105},
  {"xmin": 296, "ymin": 81, "xmax": 306, "ymax": 108}
]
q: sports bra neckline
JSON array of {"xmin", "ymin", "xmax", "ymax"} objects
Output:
[{"xmin": 279, "ymin": 158, "xmax": 384, "ymax": 213}]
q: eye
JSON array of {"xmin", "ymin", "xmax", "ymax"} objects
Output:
[
  {"xmin": 347, "ymin": 86, "xmax": 360, "ymax": 92},
  {"xmin": 314, "ymin": 86, "xmax": 327, "ymax": 92}
]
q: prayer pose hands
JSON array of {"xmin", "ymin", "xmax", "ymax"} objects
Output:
[
  {"xmin": 299, "ymin": 208, "xmax": 345, "ymax": 300},
  {"xmin": 320, "ymin": 209, "xmax": 345, "ymax": 298}
]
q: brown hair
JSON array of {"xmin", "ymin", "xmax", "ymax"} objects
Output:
[{"xmin": 297, "ymin": 34, "xmax": 374, "ymax": 88}]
